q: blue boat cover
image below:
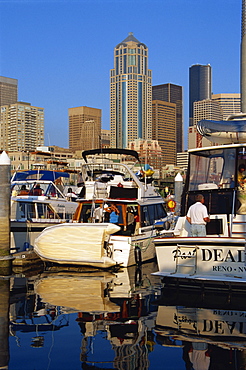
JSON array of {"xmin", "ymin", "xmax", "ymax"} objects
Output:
[{"xmin": 11, "ymin": 170, "xmax": 69, "ymax": 182}]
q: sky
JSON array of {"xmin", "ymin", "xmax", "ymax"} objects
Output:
[{"xmin": 0, "ymin": 0, "xmax": 242, "ymax": 149}]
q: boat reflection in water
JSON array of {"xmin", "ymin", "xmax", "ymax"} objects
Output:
[
  {"xmin": 155, "ymin": 283, "xmax": 246, "ymax": 370},
  {"xmin": 9, "ymin": 262, "xmax": 163, "ymax": 369},
  {"xmin": 8, "ymin": 263, "xmax": 246, "ymax": 369}
]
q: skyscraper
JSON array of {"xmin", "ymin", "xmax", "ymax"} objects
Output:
[
  {"xmin": 0, "ymin": 102, "xmax": 44, "ymax": 151},
  {"xmin": 188, "ymin": 99, "xmax": 223, "ymax": 149},
  {"xmin": 241, "ymin": 0, "xmax": 246, "ymax": 112},
  {"xmin": 152, "ymin": 83, "xmax": 183, "ymax": 153},
  {"xmin": 0, "ymin": 76, "xmax": 18, "ymax": 106},
  {"xmin": 68, "ymin": 106, "xmax": 101, "ymax": 152},
  {"xmin": 212, "ymin": 93, "xmax": 241, "ymax": 119},
  {"xmin": 189, "ymin": 64, "xmax": 212, "ymax": 126},
  {"xmin": 152, "ymin": 100, "xmax": 176, "ymax": 166},
  {"xmin": 110, "ymin": 33, "xmax": 152, "ymax": 149}
]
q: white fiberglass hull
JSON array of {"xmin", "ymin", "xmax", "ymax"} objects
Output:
[
  {"xmin": 34, "ymin": 223, "xmax": 121, "ymax": 268},
  {"xmin": 154, "ymin": 236, "xmax": 246, "ymax": 284},
  {"xmin": 34, "ymin": 223, "xmax": 158, "ymax": 269}
]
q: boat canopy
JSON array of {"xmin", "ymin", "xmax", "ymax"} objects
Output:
[
  {"xmin": 82, "ymin": 148, "xmax": 140, "ymax": 163},
  {"xmin": 11, "ymin": 170, "xmax": 70, "ymax": 182},
  {"xmin": 197, "ymin": 119, "xmax": 246, "ymax": 144}
]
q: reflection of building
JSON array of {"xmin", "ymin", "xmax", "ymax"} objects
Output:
[
  {"xmin": 68, "ymin": 106, "xmax": 101, "ymax": 151},
  {"xmin": 189, "ymin": 64, "xmax": 212, "ymax": 126},
  {"xmin": 110, "ymin": 33, "xmax": 152, "ymax": 148},
  {"xmin": 152, "ymin": 100, "xmax": 176, "ymax": 166},
  {"xmin": 0, "ymin": 102, "xmax": 44, "ymax": 151},
  {"xmin": 152, "ymin": 83, "xmax": 183, "ymax": 153},
  {"xmin": 128, "ymin": 138, "xmax": 162, "ymax": 173},
  {"xmin": 0, "ymin": 76, "xmax": 18, "ymax": 106}
]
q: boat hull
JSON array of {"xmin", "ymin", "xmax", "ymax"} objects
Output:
[
  {"xmin": 34, "ymin": 223, "xmax": 158, "ymax": 269},
  {"xmin": 154, "ymin": 237, "xmax": 246, "ymax": 284},
  {"xmin": 34, "ymin": 223, "xmax": 122, "ymax": 269}
]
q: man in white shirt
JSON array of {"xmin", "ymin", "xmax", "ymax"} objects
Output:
[{"xmin": 186, "ymin": 194, "xmax": 210, "ymax": 237}]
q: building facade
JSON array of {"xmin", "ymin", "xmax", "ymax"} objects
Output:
[
  {"xmin": 188, "ymin": 99, "xmax": 223, "ymax": 149},
  {"xmin": 0, "ymin": 76, "xmax": 18, "ymax": 107},
  {"xmin": 101, "ymin": 129, "xmax": 111, "ymax": 148},
  {"xmin": 152, "ymin": 83, "xmax": 183, "ymax": 153},
  {"xmin": 0, "ymin": 102, "xmax": 44, "ymax": 152},
  {"xmin": 68, "ymin": 106, "xmax": 101, "ymax": 152},
  {"xmin": 110, "ymin": 33, "xmax": 152, "ymax": 148},
  {"xmin": 152, "ymin": 100, "xmax": 176, "ymax": 166},
  {"xmin": 212, "ymin": 93, "xmax": 241, "ymax": 119},
  {"xmin": 128, "ymin": 138, "xmax": 162, "ymax": 175},
  {"xmin": 189, "ymin": 64, "xmax": 212, "ymax": 126}
]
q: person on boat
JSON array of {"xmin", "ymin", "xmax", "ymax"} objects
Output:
[
  {"xmin": 127, "ymin": 206, "xmax": 135, "ymax": 235},
  {"xmin": 31, "ymin": 184, "xmax": 43, "ymax": 196},
  {"xmin": 238, "ymin": 163, "xmax": 246, "ymax": 185},
  {"xmin": 109, "ymin": 204, "xmax": 120, "ymax": 225},
  {"xmin": 18, "ymin": 184, "xmax": 29, "ymax": 195},
  {"xmin": 93, "ymin": 204, "xmax": 104, "ymax": 223},
  {"xmin": 186, "ymin": 194, "xmax": 210, "ymax": 237},
  {"xmin": 66, "ymin": 187, "xmax": 77, "ymax": 201}
]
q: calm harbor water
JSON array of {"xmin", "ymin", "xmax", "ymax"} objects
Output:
[{"xmin": 1, "ymin": 261, "xmax": 246, "ymax": 370}]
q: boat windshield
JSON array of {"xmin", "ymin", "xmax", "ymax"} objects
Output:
[{"xmin": 188, "ymin": 147, "xmax": 236, "ymax": 191}]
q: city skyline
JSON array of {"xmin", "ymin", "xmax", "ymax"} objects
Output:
[{"xmin": 0, "ymin": 0, "xmax": 241, "ymax": 149}]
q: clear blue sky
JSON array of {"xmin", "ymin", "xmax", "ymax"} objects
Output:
[{"xmin": 0, "ymin": 0, "xmax": 241, "ymax": 149}]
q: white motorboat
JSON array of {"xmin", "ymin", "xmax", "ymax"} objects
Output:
[
  {"xmin": 11, "ymin": 170, "xmax": 78, "ymax": 252},
  {"xmin": 153, "ymin": 137, "xmax": 246, "ymax": 285},
  {"xmin": 34, "ymin": 148, "xmax": 172, "ymax": 268}
]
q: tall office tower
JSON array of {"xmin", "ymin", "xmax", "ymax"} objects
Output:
[
  {"xmin": 152, "ymin": 100, "xmax": 176, "ymax": 166},
  {"xmin": 110, "ymin": 33, "xmax": 152, "ymax": 149},
  {"xmin": 188, "ymin": 99, "xmax": 223, "ymax": 149},
  {"xmin": 189, "ymin": 64, "xmax": 212, "ymax": 126},
  {"xmin": 212, "ymin": 93, "xmax": 241, "ymax": 119},
  {"xmin": 0, "ymin": 76, "xmax": 18, "ymax": 106},
  {"xmin": 0, "ymin": 102, "xmax": 44, "ymax": 151},
  {"xmin": 152, "ymin": 83, "xmax": 183, "ymax": 153},
  {"xmin": 241, "ymin": 0, "xmax": 246, "ymax": 112},
  {"xmin": 69, "ymin": 106, "xmax": 101, "ymax": 151}
]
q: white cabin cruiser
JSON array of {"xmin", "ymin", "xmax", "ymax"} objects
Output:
[
  {"xmin": 11, "ymin": 170, "xmax": 78, "ymax": 252},
  {"xmin": 34, "ymin": 148, "xmax": 171, "ymax": 269},
  {"xmin": 154, "ymin": 137, "xmax": 246, "ymax": 285}
]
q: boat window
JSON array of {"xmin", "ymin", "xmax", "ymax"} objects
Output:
[
  {"xmin": 141, "ymin": 204, "xmax": 166, "ymax": 227},
  {"xmin": 188, "ymin": 148, "xmax": 236, "ymax": 191},
  {"xmin": 19, "ymin": 202, "xmax": 36, "ymax": 219},
  {"xmin": 46, "ymin": 183, "xmax": 64, "ymax": 198},
  {"xmin": 36, "ymin": 203, "xmax": 58, "ymax": 219},
  {"xmin": 236, "ymin": 148, "xmax": 246, "ymax": 214}
]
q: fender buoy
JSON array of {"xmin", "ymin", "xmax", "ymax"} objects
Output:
[
  {"xmin": 134, "ymin": 246, "xmax": 142, "ymax": 266},
  {"xmin": 135, "ymin": 267, "xmax": 142, "ymax": 286}
]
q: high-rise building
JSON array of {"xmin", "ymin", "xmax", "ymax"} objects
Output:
[
  {"xmin": 188, "ymin": 99, "xmax": 223, "ymax": 149},
  {"xmin": 110, "ymin": 33, "xmax": 152, "ymax": 149},
  {"xmin": 152, "ymin": 83, "xmax": 183, "ymax": 153},
  {"xmin": 212, "ymin": 93, "xmax": 241, "ymax": 119},
  {"xmin": 69, "ymin": 106, "xmax": 101, "ymax": 152},
  {"xmin": 189, "ymin": 64, "xmax": 212, "ymax": 126},
  {"xmin": 152, "ymin": 100, "xmax": 176, "ymax": 166},
  {"xmin": 0, "ymin": 102, "xmax": 44, "ymax": 152},
  {"xmin": 0, "ymin": 76, "xmax": 18, "ymax": 106}
]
